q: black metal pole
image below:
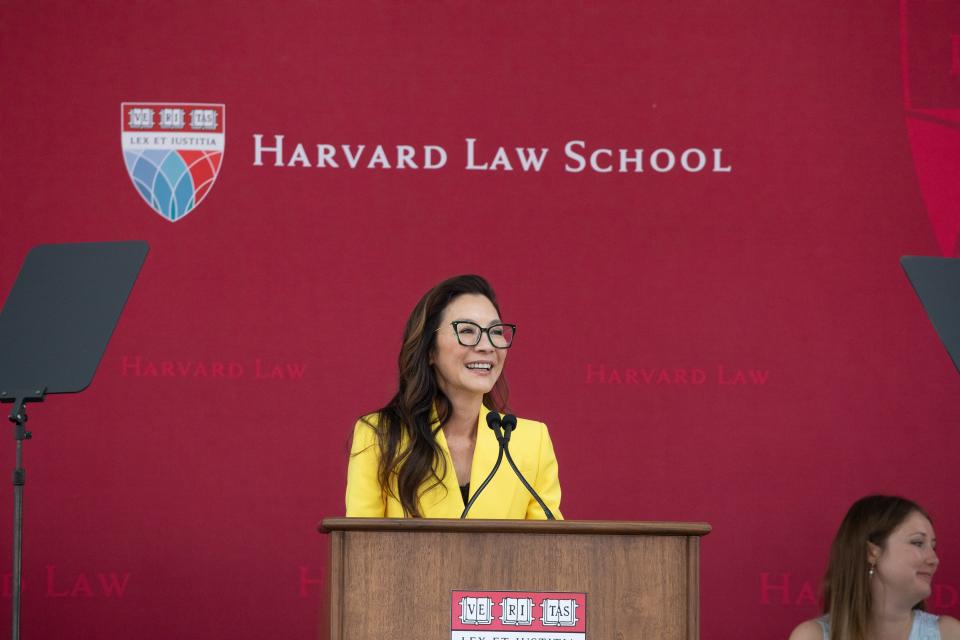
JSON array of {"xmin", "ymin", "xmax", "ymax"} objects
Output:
[
  {"xmin": 12, "ymin": 440, "xmax": 23, "ymax": 640},
  {"xmin": 9, "ymin": 399, "xmax": 31, "ymax": 640}
]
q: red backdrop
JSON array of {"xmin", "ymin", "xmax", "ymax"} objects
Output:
[{"xmin": 1, "ymin": 2, "xmax": 958, "ymax": 638}]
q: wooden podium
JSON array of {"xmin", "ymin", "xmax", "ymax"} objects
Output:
[{"xmin": 319, "ymin": 518, "xmax": 711, "ymax": 639}]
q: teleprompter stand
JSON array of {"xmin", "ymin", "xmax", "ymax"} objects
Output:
[
  {"xmin": 0, "ymin": 241, "xmax": 148, "ymax": 640},
  {"xmin": 901, "ymin": 256, "xmax": 960, "ymax": 376}
]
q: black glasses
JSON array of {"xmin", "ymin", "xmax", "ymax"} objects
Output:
[{"xmin": 447, "ymin": 321, "xmax": 516, "ymax": 349}]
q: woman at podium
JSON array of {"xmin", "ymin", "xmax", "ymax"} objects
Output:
[
  {"xmin": 789, "ymin": 495, "xmax": 959, "ymax": 640},
  {"xmin": 345, "ymin": 275, "xmax": 562, "ymax": 519}
]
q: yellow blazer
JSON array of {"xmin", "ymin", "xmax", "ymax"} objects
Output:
[{"xmin": 345, "ymin": 411, "xmax": 562, "ymax": 519}]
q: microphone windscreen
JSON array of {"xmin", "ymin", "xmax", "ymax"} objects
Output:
[
  {"xmin": 485, "ymin": 411, "xmax": 502, "ymax": 431},
  {"xmin": 502, "ymin": 414, "xmax": 517, "ymax": 430}
]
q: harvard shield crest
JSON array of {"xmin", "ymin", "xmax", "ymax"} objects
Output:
[{"xmin": 120, "ymin": 102, "xmax": 225, "ymax": 222}]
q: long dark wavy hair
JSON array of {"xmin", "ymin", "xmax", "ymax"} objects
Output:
[
  {"xmin": 360, "ymin": 275, "xmax": 510, "ymax": 517},
  {"xmin": 821, "ymin": 495, "xmax": 930, "ymax": 640}
]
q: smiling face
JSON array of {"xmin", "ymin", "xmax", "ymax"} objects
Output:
[
  {"xmin": 430, "ymin": 293, "xmax": 507, "ymax": 404},
  {"xmin": 870, "ymin": 510, "xmax": 939, "ymax": 606}
]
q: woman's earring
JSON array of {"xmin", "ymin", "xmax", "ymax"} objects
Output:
[{"xmin": 868, "ymin": 565, "xmax": 875, "ymax": 579}]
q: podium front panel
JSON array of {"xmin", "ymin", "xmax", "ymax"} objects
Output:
[{"xmin": 324, "ymin": 523, "xmax": 704, "ymax": 640}]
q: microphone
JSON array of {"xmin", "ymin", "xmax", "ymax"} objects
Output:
[
  {"xmin": 500, "ymin": 414, "xmax": 556, "ymax": 520},
  {"xmin": 460, "ymin": 412, "xmax": 506, "ymax": 519},
  {"xmin": 486, "ymin": 410, "xmax": 505, "ymax": 443}
]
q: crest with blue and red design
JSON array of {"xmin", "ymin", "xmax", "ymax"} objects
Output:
[{"xmin": 120, "ymin": 102, "xmax": 225, "ymax": 222}]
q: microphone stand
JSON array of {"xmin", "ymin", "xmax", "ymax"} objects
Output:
[
  {"xmin": 461, "ymin": 412, "xmax": 557, "ymax": 520},
  {"xmin": 500, "ymin": 415, "xmax": 555, "ymax": 520}
]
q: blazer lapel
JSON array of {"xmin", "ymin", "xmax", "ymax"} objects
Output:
[
  {"xmin": 428, "ymin": 409, "xmax": 503, "ymax": 517},
  {"xmin": 431, "ymin": 428, "xmax": 463, "ymax": 512},
  {"xmin": 468, "ymin": 410, "xmax": 501, "ymax": 508}
]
